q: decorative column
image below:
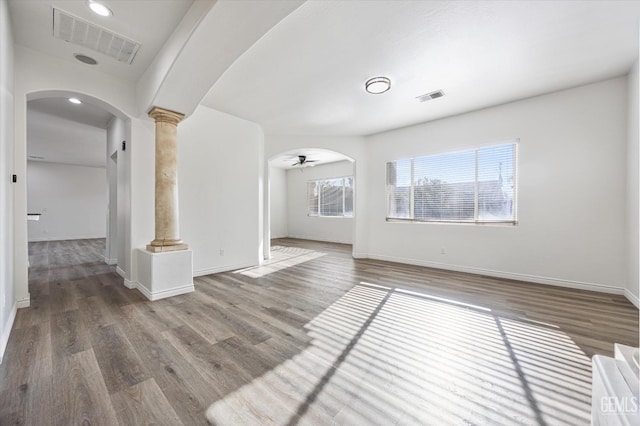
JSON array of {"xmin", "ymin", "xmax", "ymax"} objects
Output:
[{"xmin": 146, "ymin": 107, "xmax": 188, "ymax": 253}]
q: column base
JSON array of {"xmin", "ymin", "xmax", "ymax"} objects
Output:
[
  {"xmin": 136, "ymin": 249, "xmax": 194, "ymax": 301},
  {"xmin": 146, "ymin": 241, "xmax": 189, "ymax": 253}
]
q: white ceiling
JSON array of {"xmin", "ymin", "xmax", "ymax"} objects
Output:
[
  {"xmin": 29, "ymin": 97, "xmax": 114, "ymax": 128},
  {"xmin": 8, "ymin": 0, "xmax": 193, "ymax": 81},
  {"xmin": 202, "ymin": 0, "xmax": 640, "ymax": 136},
  {"xmin": 8, "ymin": 1, "xmax": 640, "ymax": 139},
  {"xmin": 270, "ymin": 149, "xmax": 351, "ymax": 170}
]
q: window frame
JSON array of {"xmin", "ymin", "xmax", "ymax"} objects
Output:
[
  {"xmin": 386, "ymin": 142, "xmax": 518, "ymax": 225},
  {"xmin": 307, "ymin": 175, "xmax": 354, "ymax": 218}
]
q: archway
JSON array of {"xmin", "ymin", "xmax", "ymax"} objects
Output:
[
  {"xmin": 265, "ymin": 148, "xmax": 356, "ymax": 259},
  {"xmin": 17, "ymin": 90, "xmax": 131, "ymax": 306}
]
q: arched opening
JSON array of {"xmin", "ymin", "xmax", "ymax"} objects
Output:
[
  {"xmin": 20, "ymin": 90, "xmax": 131, "ymax": 304},
  {"xmin": 264, "ymin": 148, "xmax": 356, "ymax": 260}
]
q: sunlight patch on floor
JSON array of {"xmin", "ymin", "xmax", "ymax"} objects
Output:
[
  {"xmin": 234, "ymin": 246, "xmax": 327, "ymax": 278},
  {"xmin": 206, "ymin": 281, "xmax": 592, "ymax": 425}
]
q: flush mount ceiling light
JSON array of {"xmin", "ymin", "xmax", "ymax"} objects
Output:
[
  {"xmin": 68, "ymin": 98, "xmax": 82, "ymax": 104},
  {"xmin": 74, "ymin": 53, "xmax": 98, "ymax": 65},
  {"xmin": 88, "ymin": 1, "xmax": 112, "ymax": 17},
  {"xmin": 365, "ymin": 76, "xmax": 391, "ymax": 94}
]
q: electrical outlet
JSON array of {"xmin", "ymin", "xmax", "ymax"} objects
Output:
[
  {"xmin": 220, "ymin": 249, "xmax": 225, "ymax": 256},
  {"xmin": 440, "ymin": 247, "xmax": 446, "ymax": 255}
]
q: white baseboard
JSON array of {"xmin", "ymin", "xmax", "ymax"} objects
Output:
[
  {"xmin": 104, "ymin": 257, "xmax": 117, "ymax": 265},
  {"xmin": 116, "ymin": 266, "xmax": 126, "ymax": 278},
  {"xmin": 286, "ymin": 234, "xmax": 353, "ymax": 245},
  {"xmin": 194, "ymin": 261, "xmax": 256, "ymax": 277},
  {"xmin": 366, "ymin": 253, "xmax": 626, "ymax": 296},
  {"xmin": 16, "ymin": 297, "xmax": 30, "ymax": 309},
  {"xmin": 624, "ymin": 289, "xmax": 640, "ymax": 309},
  {"xmin": 136, "ymin": 283, "xmax": 194, "ymax": 301},
  {"xmin": 123, "ymin": 278, "xmax": 136, "ymax": 289},
  {"xmin": 0, "ymin": 302, "xmax": 18, "ymax": 364}
]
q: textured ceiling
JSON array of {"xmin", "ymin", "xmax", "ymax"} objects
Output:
[{"xmin": 202, "ymin": 0, "xmax": 640, "ymax": 136}]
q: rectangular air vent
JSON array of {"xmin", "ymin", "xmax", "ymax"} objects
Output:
[
  {"xmin": 53, "ymin": 8, "xmax": 141, "ymax": 64},
  {"xmin": 416, "ymin": 90, "xmax": 445, "ymax": 103}
]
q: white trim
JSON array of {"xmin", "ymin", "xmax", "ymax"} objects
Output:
[
  {"xmin": 104, "ymin": 257, "xmax": 117, "ymax": 265},
  {"xmin": 194, "ymin": 261, "xmax": 257, "ymax": 277},
  {"xmin": 16, "ymin": 297, "xmax": 30, "ymax": 309},
  {"xmin": 0, "ymin": 303, "xmax": 18, "ymax": 364},
  {"xmin": 286, "ymin": 234, "xmax": 353, "ymax": 245},
  {"xmin": 136, "ymin": 283, "xmax": 194, "ymax": 301},
  {"xmin": 366, "ymin": 253, "xmax": 626, "ymax": 295},
  {"xmin": 123, "ymin": 278, "xmax": 137, "ymax": 289},
  {"xmin": 28, "ymin": 234, "xmax": 106, "ymax": 242},
  {"xmin": 116, "ymin": 266, "xmax": 125, "ymax": 278},
  {"xmin": 624, "ymin": 289, "xmax": 640, "ymax": 309}
]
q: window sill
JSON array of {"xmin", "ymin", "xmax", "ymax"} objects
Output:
[
  {"xmin": 386, "ymin": 218, "xmax": 517, "ymax": 226},
  {"xmin": 308, "ymin": 215, "xmax": 354, "ymax": 219}
]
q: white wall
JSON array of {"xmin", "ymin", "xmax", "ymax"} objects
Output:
[
  {"xmin": 106, "ymin": 117, "xmax": 128, "ymax": 266},
  {"xmin": 286, "ymin": 160, "xmax": 354, "ymax": 244},
  {"xmin": 27, "ymin": 161, "xmax": 107, "ymax": 242},
  {"xmin": 269, "ymin": 166, "xmax": 288, "ymax": 238},
  {"xmin": 365, "ymin": 77, "xmax": 628, "ymax": 293},
  {"xmin": 0, "ymin": 0, "xmax": 16, "ymax": 363},
  {"xmin": 626, "ymin": 59, "xmax": 639, "ymax": 307},
  {"xmin": 27, "ymin": 108, "xmax": 107, "ymax": 167},
  {"xmin": 178, "ymin": 105, "xmax": 263, "ymax": 276}
]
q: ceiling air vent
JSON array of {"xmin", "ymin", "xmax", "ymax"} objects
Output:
[
  {"xmin": 416, "ymin": 90, "xmax": 445, "ymax": 103},
  {"xmin": 53, "ymin": 8, "xmax": 141, "ymax": 64}
]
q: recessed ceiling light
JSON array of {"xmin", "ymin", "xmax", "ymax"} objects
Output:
[
  {"xmin": 365, "ymin": 76, "xmax": 391, "ymax": 94},
  {"xmin": 74, "ymin": 53, "xmax": 98, "ymax": 65},
  {"xmin": 68, "ymin": 98, "xmax": 82, "ymax": 104},
  {"xmin": 88, "ymin": 1, "xmax": 112, "ymax": 17}
]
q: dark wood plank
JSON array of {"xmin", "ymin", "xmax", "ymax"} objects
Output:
[
  {"xmin": 90, "ymin": 324, "xmax": 149, "ymax": 394},
  {"xmin": 50, "ymin": 309, "xmax": 90, "ymax": 359},
  {"xmin": 110, "ymin": 378, "xmax": 183, "ymax": 426},
  {"xmin": 52, "ymin": 349, "xmax": 119, "ymax": 426}
]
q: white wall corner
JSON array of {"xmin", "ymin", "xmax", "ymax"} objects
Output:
[
  {"xmin": 123, "ymin": 278, "xmax": 137, "ymax": 289},
  {"xmin": 116, "ymin": 266, "xmax": 126, "ymax": 278},
  {"xmin": 0, "ymin": 302, "xmax": 18, "ymax": 364},
  {"xmin": 16, "ymin": 297, "xmax": 30, "ymax": 309},
  {"xmin": 624, "ymin": 288, "xmax": 640, "ymax": 309}
]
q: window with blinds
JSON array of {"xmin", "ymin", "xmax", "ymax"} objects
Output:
[
  {"xmin": 308, "ymin": 177, "xmax": 354, "ymax": 217},
  {"xmin": 386, "ymin": 142, "xmax": 517, "ymax": 224}
]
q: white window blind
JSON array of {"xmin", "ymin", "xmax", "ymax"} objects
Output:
[
  {"xmin": 386, "ymin": 142, "xmax": 516, "ymax": 224},
  {"xmin": 308, "ymin": 177, "xmax": 354, "ymax": 217}
]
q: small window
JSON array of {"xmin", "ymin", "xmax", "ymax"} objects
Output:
[
  {"xmin": 386, "ymin": 142, "xmax": 517, "ymax": 224},
  {"xmin": 308, "ymin": 177, "xmax": 354, "ymax": 217}
]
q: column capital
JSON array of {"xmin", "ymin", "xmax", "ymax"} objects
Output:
[{"xmin": 148, "ymin": 107, "xmax": 185, "ymax": 125}]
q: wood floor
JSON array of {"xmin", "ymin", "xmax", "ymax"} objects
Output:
[{"xmin": 0, "ymin": 238, "xmax": 637, "ymax": 425}]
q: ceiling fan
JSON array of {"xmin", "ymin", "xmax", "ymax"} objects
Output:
[{"xmin": 291, "ymin": 155, "xmax": 317, "ymax": 167}]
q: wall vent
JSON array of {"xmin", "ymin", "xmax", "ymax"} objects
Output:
[
  {"xmin": 416, "ymin": 90, "xmax": 445, "ymax": 102},
  {"xmin": 53, "ymin": 8, "xmax": 141, "ymax": 64}
]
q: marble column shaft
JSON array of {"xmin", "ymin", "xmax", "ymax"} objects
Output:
[{"xmin": 147, "ymin": 107, "xmax": 188, "ymax": 253}]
